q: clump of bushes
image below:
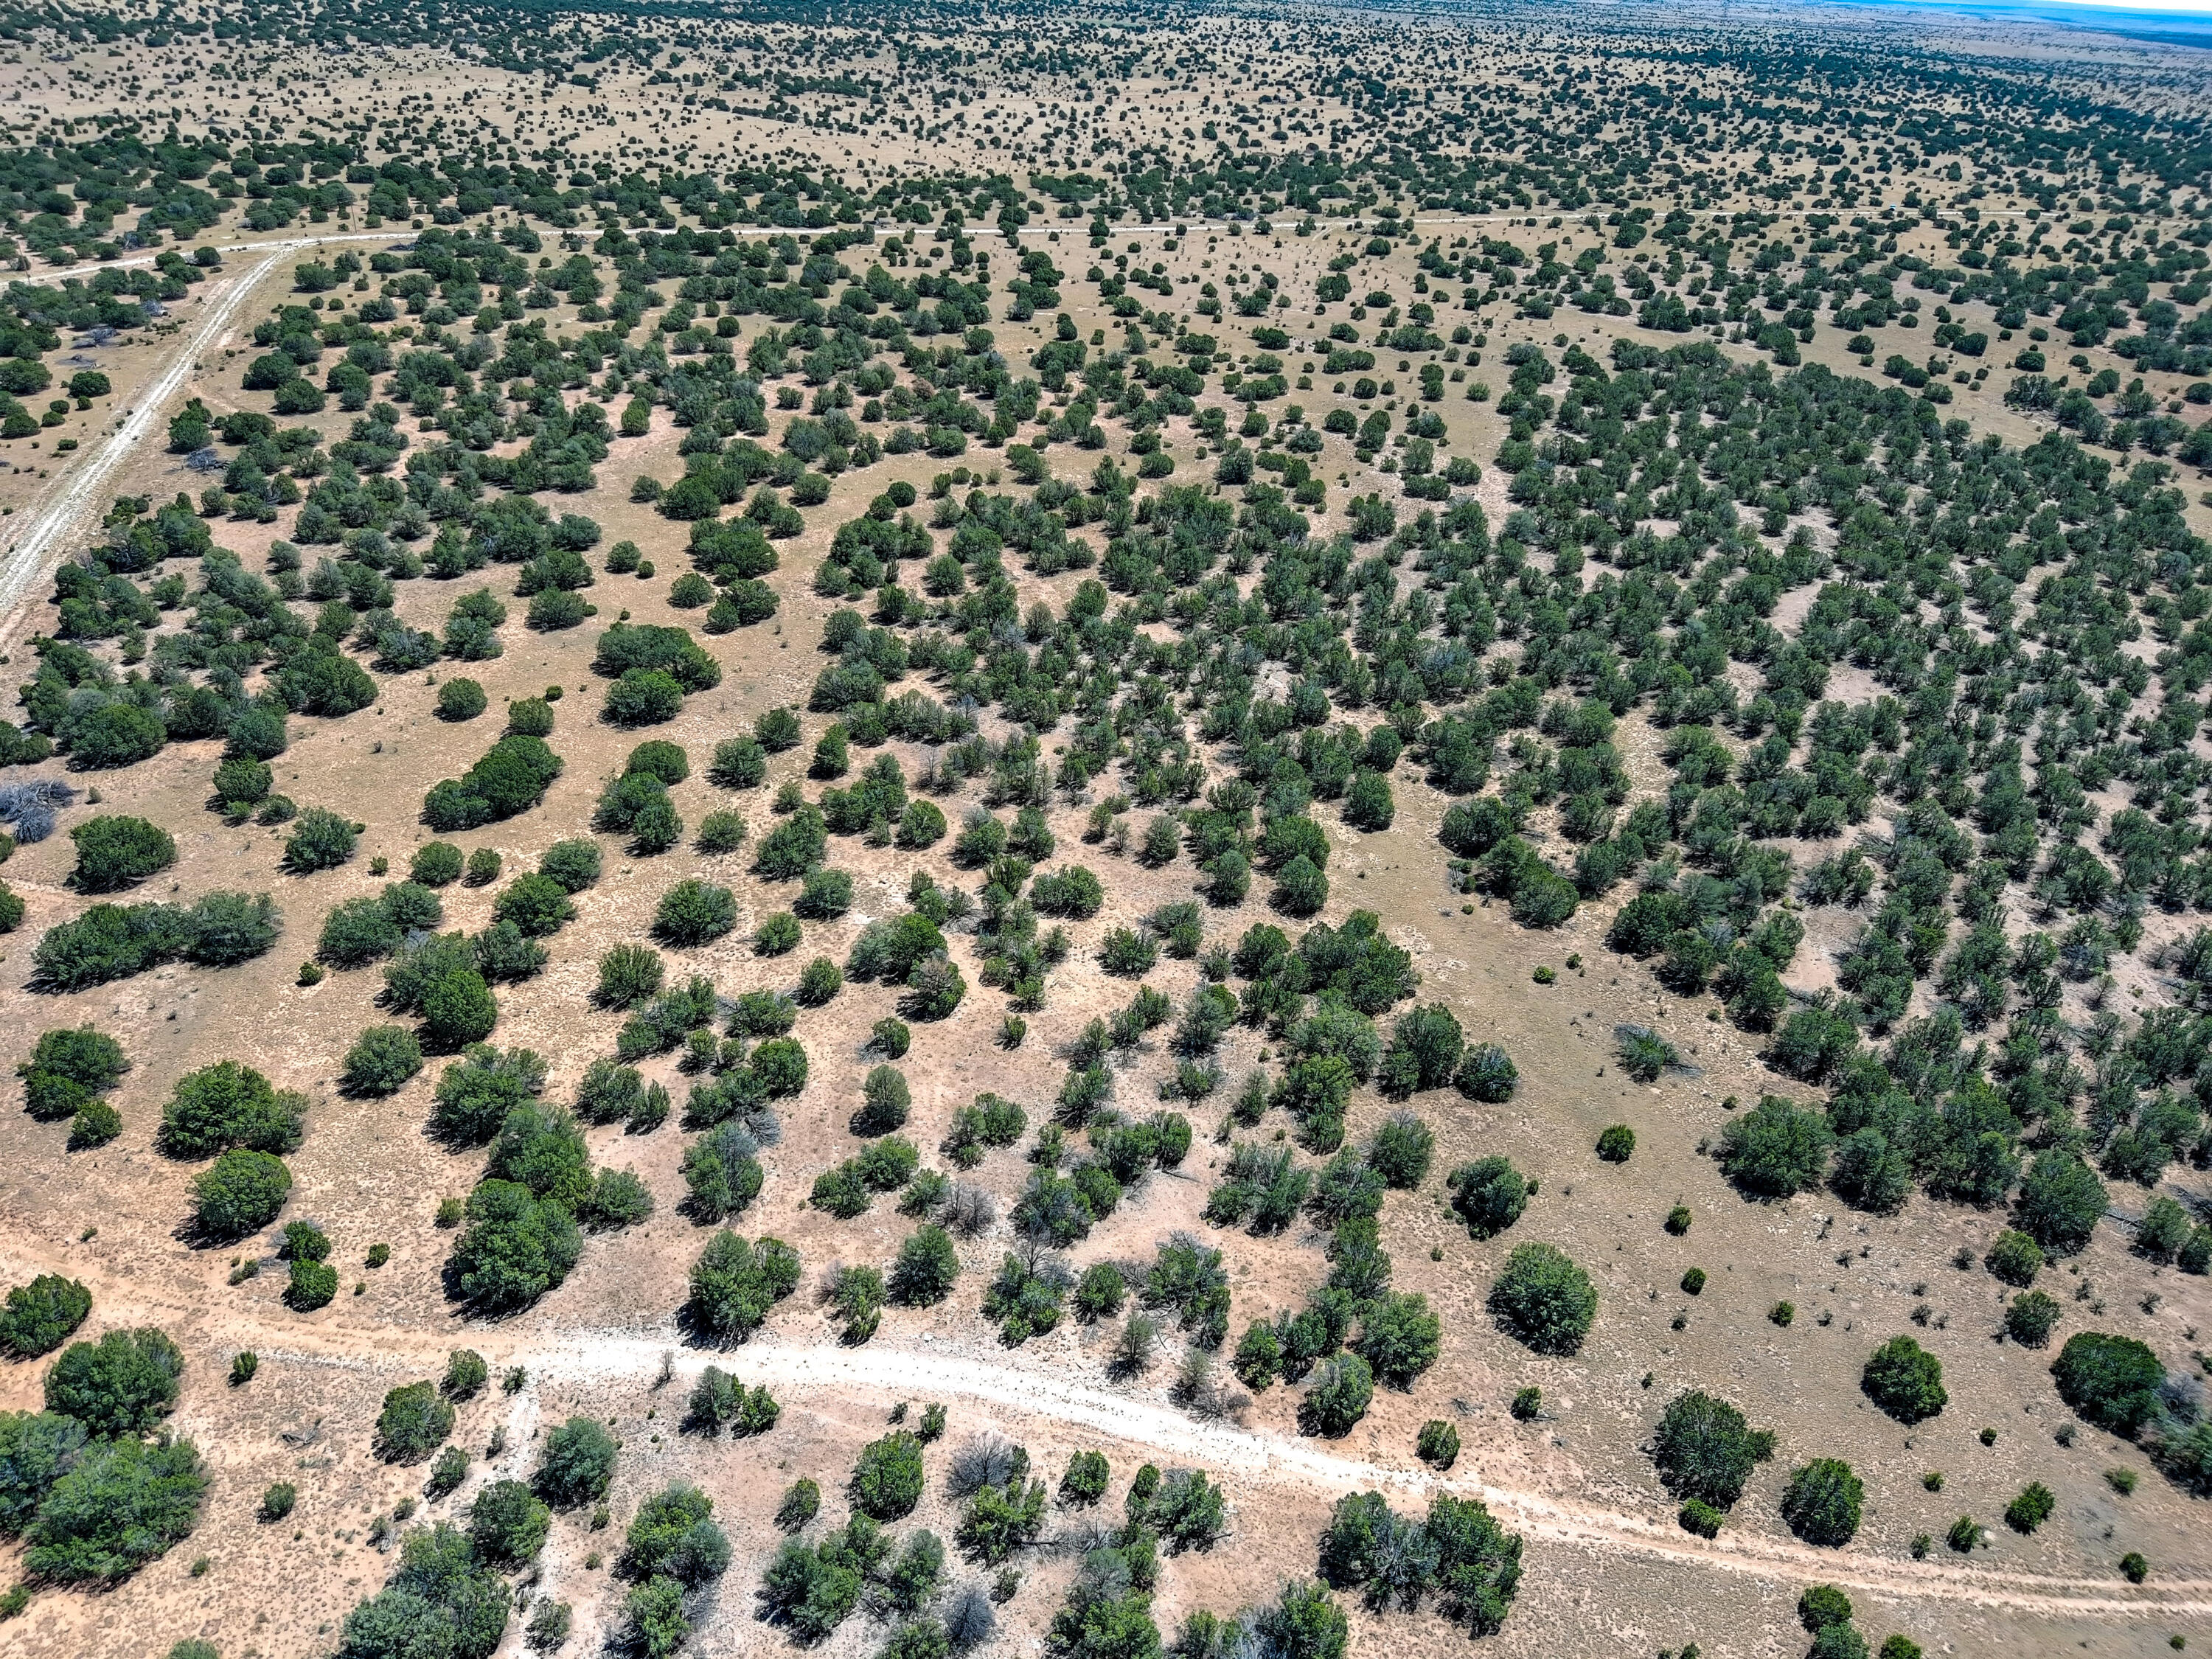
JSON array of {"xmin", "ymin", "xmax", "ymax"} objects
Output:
[{"xmin": 1487, "ymin": 1243, "xmax": 1594, "ymax": 1354}]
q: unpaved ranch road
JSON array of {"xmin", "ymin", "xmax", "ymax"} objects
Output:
[
  {"xmin": 0, "ymin": 218, "xmax": 2197, "ymax": 1635},
  {"xmin": 0, "ymin": 232, "xmax": 402, "ymax": 647},
  {"xmin": 208, "ymin": 1313, "xmax": 2212, "ymax": 1622}
]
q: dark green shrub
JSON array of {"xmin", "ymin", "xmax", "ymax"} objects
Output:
[
  {"xmin": 436, "ymin": 679, "xmax": 488, "ymax": 722},
  {"xmin": 0, "ymin": 1274, "xmax": 91, "ymax": 1358},
  {"xmin": 1985, "ymin": 1229, "xmax": 2044, "ymax": 1287},
  {"xmin": 655, "ymin": 879, "xmax": 737, "ymax": 945},
  {"xmin": 282, "ymin": 807, "xmax": 359, "ymax": 872},
  {"xmin": 1368, "ymin": 1112, "xmax": 1434, "ymax": 1189},
  {"xmin": 18, "ymin": 1026, "xmax": 127, "ymax": 1121},
  {"xmin": 1072, "ymin": 1263, "xmax": 1126, "ymax": 1324},
  {"xmin": 626, "ymin": 739, "xmax": 690, "ymax": 785},
  {"xmin": 1719, "ymin": 1095, "xmax": 1834, "ymax": 1199},
  {"xmin": 696, "ymin": 810, "xmax": 748, "ymax": 854},
  {"xmin": 1799, "ymin": 1585, "xmax": 1852, "ymax": 1632},
  {"xmin": 0, "ymin": 1411, "xmax": 86, "ymax": 1534},
  {"xmin": 622, "ymin": 1576, "xmax": 687, "ymax": 1654},
  {"xmin": 1234, "ymin": 1320, "xmax": 1281, "ymax": 1388},
  {"xmin": 159, "ymin": 1059, "xmax": 303, "ymax": 1157},
  {"xmin": 507, "ymin": 698, "xmax": 556, "ymax": 737},
  {"xmin": 776, "ymin": 1478, "xmax": 821, "ymax": 1531},
  {"xmin": 375, "ymin": 1380, "xmax": 456, "ymax": 1462},
  {"xmin": 855, "ymin": 1064, "xmax": 911, "ymax": 1134},
  {"xmin": 538, "ymin": 838, "xmax": 603, "ymax": 894},
  {"xmin": 1378, "ymin": 1005, "xmax": 1463, "ymax": 1098},
  {"xmin": 852, "ymin": 1431, "xmax": 926, "ymax": 1519},
  {"xmin": 754, "ymin": 804, "xmax": 827, "ymax": 879},
  {"xmin": 751, "ymin": 1038, "xmax": 809, "ymax": 1097},
  {"xmin": 623, "ymin": 1482, "xmax": 730, "ymax": 1586},
  {"xmin": 686, "ymin": 1229, "xmax": 801, "ymax": 1342},
  {"xmin": 593, "ymin": 944, "xmax": 664, "ymax": 1011},
  {"xmin": 681, "ymin": 1122, "xmax": 765, "ymax": 1222},
  {"xmin": 191, "ymin": 1148, "xmax": 292, "ymax": 1239},
  {"xmin": 470, "ymin": 1478, "xmax": 551, "ymax": 1562},
  {"xmin": 493, "ymin": 872, "xmax": 574, "ymax": 937},
  {"xmin": 1298, "ymin": 1352, "xmax": 1375, "ymax": 1436},
  {"xmin": 2052, "ymin": 1332, "xmax": 2166, "ymax": 1437},
  {"xmin": 1652, "ymin": 1391, "xmax": 1772, "ymax": 1510},
  {"xmin": 1781, "ymin": 1459, "xmax": 1864, "ymax": 1547},
  {"xmin": 411, "ymin": 841, "xmax": 465, "ymax": 886},
  {"xmin": 796, "ymin": 866, "xmax": 855, "ymax": 919},
  {"xmin": 755, "ymin": 707, "xmax": 802, "ymax": 751},
  {"xmin": 1487, "ymin": 1243, "xmax": 1595, "ymax": 1355},
  {"xmin": 45, "ymin": 1327, "xmax": 185, "ymax": 1436},
  {"xmin": 451, "ymin": 1180, "xmax": 581, "ymax": 1312},
  {"xmin": 1354, "ymin": 1290, "xmax": 1441, "ymax": 1387},
  {"xmin": 1862, "ymin": 1336, "xmax": 1948, "ymax": 1425},
  {"xmin": 2016, "ymin": 1152, "xmax": 2107, "ymax": 1256},
  {"xmin": 21, "ymin": 1435, "xmax": 206, "ymax": 1583},
  {"xmin": 335, "ymin": 1520, "xmax": 507, "ymax": 1657},
  {"xmin": 63, "ymin": 700, "xmax": 166, "ymax": 769},
  {"xmin": 2004, "ymin": 1482, "xmax": 2055, "ymax": 1534},
  {"xmin": 422, "ymin": 736, "xmax": 564, "ymax": 832},
  {"xmin": 603, "ymin": 668, "xmax": 685, "ymax": 726},
  {"xmin": 709, "ymin": 737, "xmax": 767, "ymax": 788},
  {"xmin": 1343, "ymin": 770, "xmax": 1394, "ymax": 830},
  {"xmin": 1595, "ymin": 1124, "xmax": 1635, "ymax": 1163},
  {"xmin": 30, "ymin": 891, "xmax": 279, "ymax": 990},
  {"xmin": 424, "ymin": 1444, "xmax": 469, "ymax": 1499},
  {"xmin": 1679, "ymin": 1499, "xmax": 1724, "ymax": 1538},
  {"xmin": 897, "ymin": 799, "xmax": 947, "ymax": 848},
  {"xmin": 891, "ymin": 1225, "xmax": 960, "ymax": 1305},
  {"xmin": 66, "ymin": 1099, "xmax": 121, "ymax": 1149},
  {"xmin": 445, "ymin": 1349, "xmax": 490, "ymax": 1398},
  {"xmin": 798, "ymin": 956, "xmax": 844, "ymax": 1005},
  {"xmin": 1447, "ymin": 1156, "xmax": 1528, "ymax": 1239},
  {"xmin": 213, "ymin": 754, "xmax": 273, "ymax": 804},
  {"xmin": 2006, "ymin": 1290, "xmax": 2061, "ymax": 1348},
  {"xmin": 430, "ymin": 1046, "xmax": 547, "ymax": 1146},
  {"xmin": 341, "ymin": 1024, "xmax": 423, "ymax": 1096},
  {"xmin": 68, "ymin": 815, "xmax": 175, "ymax": 892},
  {"xmin": 1062, "ymin": 1450, "xmax": 1111, "ymax": 1503},
  {"xmin": 1418, "ymin": 1419, "xmax": 1461, "ymax": 1469},
  {"xmin": 286, "ymin": 1257, "xmax": 337, "ymax": 1309},
  {"xmin": 1453, "ymin": 1043, "xmax": 1518, "ymax": 1101}
]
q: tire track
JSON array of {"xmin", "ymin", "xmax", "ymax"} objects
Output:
[
  {"xmin": 213, "ymin": 1313, "xmax": 2212, "ymax": 1620},
  {"xmin": 0, "ymin": 232, "xmax": 404, "ymax": 646}
]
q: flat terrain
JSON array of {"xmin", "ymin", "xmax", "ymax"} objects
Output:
[{"xmin": 0, "ymin": 5, "xmax": 2208, "ymax": 1659}]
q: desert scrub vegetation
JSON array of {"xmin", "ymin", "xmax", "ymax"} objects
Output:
[
  {"xmin": 0, "ymin": 1322, "xmax": 206, "ymax": 1588},
  {"xmin": 18, "ymin": 1025, "xmax": 129, "ymax": 1149},
  {"xmin": 20, "ymin": 24, "xmax": 2212, "ymax": 1657}
]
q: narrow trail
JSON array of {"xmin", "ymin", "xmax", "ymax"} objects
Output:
[
  {"xmin": 0, "ymin": 230, "xmax": 403, "ymax": 647},
  {"xmin": 0, "ymin": 207, "xmax": 2185, "ymax": 1631},
  {"xmin": 0, "ymin": 247, "xmax": 281, "ymax": 636},
  {"xmin": 23, "ymin": 229, "xmax": 403, "ymax": 291},
  {"xmin": 190, "ymin": 1303, "xmax": 2212, "ymax": 1621}
]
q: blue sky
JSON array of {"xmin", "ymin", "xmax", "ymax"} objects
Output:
[{"xmin": 1872, "ymin": 0, "xmax": 2212, "ymax": 31}]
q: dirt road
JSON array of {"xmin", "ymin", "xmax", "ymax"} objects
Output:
[
  {"xmin": 200, "ymin": 1307, "xmax": 2212, "ymax": 1621},
  {"xmin": 0, "ymin": 231, "xmax": 403, "ymax": 650}
]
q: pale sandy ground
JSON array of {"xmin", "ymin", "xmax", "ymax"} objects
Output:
[{"xmin": 0, "ymin": 9, "xmax": 2208, "ymax": 1659}]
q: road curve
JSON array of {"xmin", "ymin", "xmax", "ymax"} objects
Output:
[{"xmin": 223, "ymin": 1315, "xmax": 2212, "ymax": 1620}]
